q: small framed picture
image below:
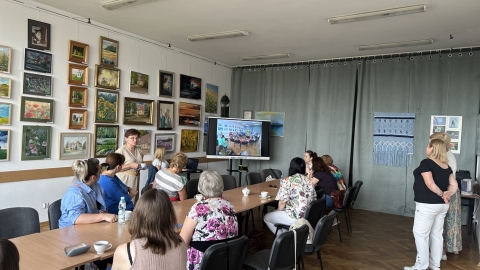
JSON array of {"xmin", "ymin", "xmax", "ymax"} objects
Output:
[
  {"xmin": 94, "ymin": 89, "xmax": 119, "ymax": 123},
  {"xmin": 68, "ymin": 40, "xmax": 89, "ymax": 64},
  {"xmin": 95, "ymin": 65, "xmax": 120, "ymax": 90},
  {"xmin": 24, "ymin": 48, "xmax": 52, "ymax": 73},
  {"xmin": 155, "ymin": 133, "xmax": 175, "ymax": 152},
  {"xmin": 99, "ymin": 36, "xmax": 119, "ymax": 67},
  {"xmin": 243, "ymin": 110, "xmax": 253, "ymax": 119},
  {"xmin": 68, "ymin": 109, "xmax": 88, "ymax": 129},
  {"xmin": 205, "ymin": 84, "xmax": 219, "ymax": 114},
  {"xmin": 68, "ymin": 63, "xmax": 88, "ymax": 85},
  {"xmin": 28, "ymin": 19, "xmax": 51, "ymax": 51},
  {"xmin": 158, "ymin": 70, "xmax": 174, "ymax": 98},
  {"xmin": 0, "ymin": 129, "xmax": 10, "ymax": 161},
  {"xmin": 59, "ymin": 132, "xmax": 91, "ymax": 160},
  {"xmin": 179, "ymin": 102, "xmax": 201, "ymax": 127},
  {"xmin": 180, "ymin": 129, "xmax": 199, "ymax": 152},
  {"xmin": 0, "ymin": 76, "xmax": 11, "ymax": 98},
  {"xmin": 0, "ymin": 102, "xmax": 12, "ymax": 125},
  {"xmin": 23, "ymin": 72, "xmax": 52, "ymax": 96},
  {"xmin": 123, "ymin": 97, "xmax": 154, "ymax": 125},
  {"xmin": 130, "ymin": 71, "xmax": 149, "ymax": 94},
  {"xmin": 180, "ymin": 74, "xmax": 202, "ymax": 100},
  {"xmin": 0, "ymin": 45, "xmax": 12, "ymax": 73},
  {"xmin": 94, "ymin": 124, "xmax": 119, "ymax": 158},
  {"xmin": 68, "ymin": 86, "xmax": 88, "ymax": 107},
  {"xmin": 22, "ymin": 125, "xmax": 51, "ymax": 160},
  {"xmin": 20, "ymin": 96, "xmax": 54, "ymax": 123},
  {"xmin": 157, "ymin": 100, "xmax": 174, "ymax": 130}
]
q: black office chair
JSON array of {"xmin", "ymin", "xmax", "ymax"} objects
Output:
[
  {"xmin": 186, "ymin": 179, "xmax": 199, "ymax": 199},
  {"xmin": 48, "ymin": 199, "xmax": 62, "ymax": 230},
  {"xmin": 260, "ymin": 169, "xmax": 282, "ymax": 181},
  {"xmin": 0, "ymin": 207, "xmax": 40, "ymax": 238},
  {"xmin": 243, "ymin": 224, "xmax": 309, "ymax": 270},
  {"xmin": 199, "ymin": 236, "xmax": 249, "ymax": 270},
  {"xmin": 274, "ymin": 197, "xmax": 326, "ymax": 237},
  {"xmin": 221, "ymin": 175, "xmax": 237, "ymax": 191},
  {"xmin": 315, "ymin": 187, "xmax": 325, "ymax": 201},
  {"xmin": 303, "ymin": 211, "xmax": 337, "ymax": 270},
  {"xmin": 246, "ymin": 172, "xmax": 263, "ymax": 185},
  {"xmin": 333, "ymin": 186, "xmax": 357, "ymax": 234},
  {"xmin": 351, "ymin": 180, "xmax": 364, "ymax": 206}
]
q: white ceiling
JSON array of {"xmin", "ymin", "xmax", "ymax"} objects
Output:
[{"xmin": 30, "ymin": 0, "xmax": 480, "ymax": 66}]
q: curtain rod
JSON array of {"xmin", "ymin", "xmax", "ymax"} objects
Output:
[{"xmin": 7, "ymin": 0, "xmax": 232, "ymax": 69}]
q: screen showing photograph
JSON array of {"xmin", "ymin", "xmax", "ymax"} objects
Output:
[{"xmin": 216, "ymin": 119, "xmax": 263, "ymax": 157}]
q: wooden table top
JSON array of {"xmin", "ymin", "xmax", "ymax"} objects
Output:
[
  {"xmin": 11, "ymin": 179, "xmax": 280, "ymax": 270},
  {"xmin": 460, "ymin": 193, "xmax": 480, "ymax": 199}
]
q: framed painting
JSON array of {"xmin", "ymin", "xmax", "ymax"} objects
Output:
[
  {"xmin": 94, "ymin": 89, "xmax": 119, "ymax": 123},
  {"xmin": 94, "ymin": 124, "xmax": 119, "ymax": 158},
  {"xmin": 205, "ymin": 83, "xmax": 218, "ymax": 114},
  {"xmin": 68, "ymin": 63, "xmax": 88, "ymax": 85},
  {"xmin": 180, "ymin": 129, "xmax": 199, "ymax": 152},
  {"xmin": 155, "ymin": 133, "xmax": 175, "ymax": 152},
  {"xmin": 130, "ymin": 71, "xmax": 149, "ymax": 94},
  {"xmin": 99, "ymin": 36, "xmax": 119, "ymax": 67},
  {"xmin": 24, "ymin": 48, "xmax": 52, "ymax": 73},
  {"xmin": 123, "ymin": 97, "xmax": 154, "ymax": 125},
  {"xmin": 179, "ymin": 102, "xmax": 201, "ymax": 127},
  {"xmin": 68, "ymin": 86, "xmax": 88, "ymax": 107},
  {"xmin": 255, "ymin": 111, "xmax": 285, "ymax": 137},
  {"xmin": 68, "ymin": 40, "xmax": 89, "ymax": 64},
  {"xmin": 0, "ymin": 45, "xmax": 12, "ymax": 73},
  {"xmin": 122, "ymin": 129, "xmax": 152, "ymax": 155},
  {"xmin": 157, "ymin": 100, "xmax": 174, "ymax": 130},
  {"xmin": 180, "ymin": 74, "xmax": 202, "ymax": 100},
  {"xmin": 0, "ymin": 102, "xmax": 12, "ymax": 125},
  {"xmin": 243, "ymin": 110, "xmax": 253, "ymax": 120},
  {"xmin": 158, "ymin": 70, "xmax": 174, "ymax": 98},
  {"xmin": 28, "ymin": 19, "xmax": 51, "ymax": 51},
  {"xmin": 59, "ymin": 132, "xmax": 91, "ymax": 160},
  {"xmin": 95, "ymin": 65, "xmax": 120, "ymax": 90},
  {"xmin": 23, "ymin": 72, "xmax": 52, "ymax": 96},
  {"xmin": 21, "ymin": 125, "xmax": 51, "ymax": 160},
  {"xmin": 0, "ymin": 77, "xmax": 11, "ymax": 98},
  {"xmin": 0, "ymin": 129, "xmax": 10, "ymax": 161},
  {"xmin": 20, "ymin": 96, "xmax": 54, "ymax": 123},
  {"xmin": 69, "ymin": 109, "xmax": 87, "ymax": 129}
]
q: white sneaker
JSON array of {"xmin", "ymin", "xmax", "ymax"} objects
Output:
[
  {"xmin": 441, "ymin": 254, "xmax": 447, "ymax": 260},
  {"xmin": 428, "ymin": 266, "xmax": 441, "ymax": 270},
  {"xmin": 404, "ymin": 266, "xmax": 421, "ymax": 270}
]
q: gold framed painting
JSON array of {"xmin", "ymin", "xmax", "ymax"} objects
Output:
[
  {"xmin": 95, "ymin": 65, "xmax": 120, "ymax": 90},
  {"xmin": 123, "ymin": 97, "xmax": 154, "ymax": 125},
  {"xmin": 99, "ymin": 36, "xmax": 119, "ymax": 67},
  {"xmin": 0, "ymin": 76, "xmax": 11, "ymax": 98},
  {"xmin": 68, "ymin": 109, "xmax": 87, "ymax": 129},
  {"xmin": 68, "ymin": 40, "xmax": 89, "ymax": 64},
  {"xmin": 68, "ymin": 63, "xmax": 88, "ymax": 86},
  {"xmin": 95, "ymin": 89, "xmax": 119, "ymax": 123},
  {"xmin": 180, "ymin": 129, "xmax": 199, "ymax": 152},
  {"xmin": 0, "ymin": 45, "xmax": 12, "ymax": 74},
  {"xmin": 68, "ymin": 86, "xmax": 88, "ymax": 107}
]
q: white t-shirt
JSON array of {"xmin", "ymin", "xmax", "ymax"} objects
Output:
[
  {"xmin": 152, "ymin": 158, "xmax": 169, "ymax": 170},
  {"xmin": 446, "ymin": 151, "xmax": 457, "ymax": 177}
]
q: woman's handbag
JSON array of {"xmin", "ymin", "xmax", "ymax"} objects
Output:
[
  {"xmin": 331, "ymin": 190, "xmax": 346, "ymax": 209},
  {"xmin": 289, "ymin": 218, "xmax": 313, "ymax": 244}
]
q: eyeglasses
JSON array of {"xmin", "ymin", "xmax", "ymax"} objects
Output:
[
  {"xmin": 269, "ymin": 185, "xmax": 278, "ymax": 188},
  {"xmin": 128, "ymin": 137, "xmax": 139, "ymax": 141}
]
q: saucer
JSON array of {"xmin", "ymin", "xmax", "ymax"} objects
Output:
[{"xmin": 259, "ymin": 195, "xmax": 271, "ymax": 199}]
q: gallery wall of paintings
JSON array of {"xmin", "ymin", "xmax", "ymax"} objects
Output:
[{"xmin": 0, "ymin": 0, "xmax": 231, "ymax": 170}]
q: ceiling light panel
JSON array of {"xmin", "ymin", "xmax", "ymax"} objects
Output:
[
  {"xmin": 187, "ymin": 30, "xmax": 249, "ymax": 42},
  {"xmin": 357, "ymin": 39, "xmax": 433, "ymax": 51},
  {"xmin": 241, "ymin": 53, "xmax": 293, "ymax": 61},
  {"xmin": 328, "ymin": 4, "xmax": 426, "ymax": 24},
  {"xmin": 101, "ymin": 0, "xmax": 158, "ymax": 10}
]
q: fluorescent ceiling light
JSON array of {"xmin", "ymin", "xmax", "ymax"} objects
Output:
[
  {"xmin": 101, "ymin": 0, "xmax": 158, "ymax": 10},
  {"xmin": 328, "ymin": 4, "xmax": 426, "ymax": 24},
  {"xmin": 357, "ymin": 39, "xmax": 433, "ymax": 51},
  {"xmin": 187, "ymin": 30, "xmax": 249, "ymax": 42},
  {"xmin": 241, "ymin": 53, "xmax": 293, "ymax": 61}
]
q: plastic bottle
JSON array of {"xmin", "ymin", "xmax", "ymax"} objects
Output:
[{"xmin": 118, "ymin": 197, "xmax": 126, "ymax": 225}]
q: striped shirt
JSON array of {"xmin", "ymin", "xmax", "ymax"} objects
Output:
[{"xmin": 154, "ymin": 168, "xmax": 184, "ymax": 198}]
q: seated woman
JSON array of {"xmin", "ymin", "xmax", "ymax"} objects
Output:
[
  {"xmin": 311, "ymin": 157, "xmax": 338, "ymax": 208},
  {"xmin": 218, "ymin": 135, "xmax": 228, "ymax": 148},
  {"xmin": 153, "ymin": 152, "xmax": 188, "ymax": 201},
  {"xmin": 111, "ymin": 189, "xmax": 187, "ymax": 270},
  {"xmin": 321, "ymin": 155, "xmax": 346, "ymax": 190},
  {"xmin": 264, "ymin": 157, "xmax": 316, "ymax": 235},
  {"xmin": 180, "ymin": 170, "xmax": 238, "ymax": 270},
  {"xmin": 0, "ymin": 238, "xmax": 19, "ymax": 270},
  {"xmin": 98, "ymin": 153, "xmax": 137, "ymax": 214},
  {"xmin": 304, "ymin": 150, "xmax": 317, "ymax": 178}
]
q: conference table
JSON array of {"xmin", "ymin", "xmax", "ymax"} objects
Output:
[{"xmin": 11, "ymin": 180, "xmax": 280, "ymax": 270}]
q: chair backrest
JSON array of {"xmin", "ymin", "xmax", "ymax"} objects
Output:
[
  {"xmin": 246, "ymin": 172, "xmax": 262, "ymax": 185},
  {"xmin": 48, "ymin": 199, "xmax": 62, "ymax": 230},
  {"xmin": 310, "ymin": 210, "xmax": 336, "ymax": 252},
  {"xmin": 199, "ymin": 236, "xmax": 249, "ymax": 270},
  {"xmin": 141, "ymin": 183, "xmax": 153, "ymax": 195},
  {"xmin": 351, "ymin": 180, "xmax": 363, "ymax": 206},
  {"xmin": 186, "ymin": 179, "xmax": 199, "ymax": 199},
  {"xmin": 315, "ymin": 187, "xmax": 325, "ymax": 200},
  {"xmin": 260, "ymin": 169, "xmax": 282, "ymax": 181},
  {"xmin": 304, "ymin": 197, "xmax": 326, "ymax": 229},
  {"xmin": 268, "ymin": 224, "xmax": 309, "ymax": 269},
  {"xmin": 0, "ymin": 207, "xmax": 40, "ymax": 238},
  {"xmin": 221, "ymin": 175, "xmax": 237, "ymax": 191},
  {"xmin": 342, "ymin": 186, "xmax": 357, "ymax": 208}
]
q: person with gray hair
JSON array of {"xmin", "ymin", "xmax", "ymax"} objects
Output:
[{"xmin": 180, "ymin": 170, "xmax": 238, "ymax": 270}]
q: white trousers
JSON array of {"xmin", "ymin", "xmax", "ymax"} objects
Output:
[
  {"xmin": 264, "ymin": 210, "xmax": 296, "ymax": 235},
  {"xmin": 412, "ymin": 202, "xmax": 449, "ymax": 269}
]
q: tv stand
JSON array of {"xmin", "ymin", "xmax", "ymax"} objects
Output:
[{"xmin": 226, "ymin": 159, "xmax": 248, "ymax": 187}]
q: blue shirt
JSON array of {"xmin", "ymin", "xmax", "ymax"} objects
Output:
[
  {"xmin": 98, "ymin": 174, "xmax": 134, "ymax": 214},
  {"xmin": 58, "ymin": 180, "xmax": 107, "ymax": 228}
]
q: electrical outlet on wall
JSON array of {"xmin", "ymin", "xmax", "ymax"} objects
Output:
[{"xmin": 42, "ymin": 202, "xmax": 50, "ymax": 209}]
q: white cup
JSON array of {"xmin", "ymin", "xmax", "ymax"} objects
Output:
[
  {"xmin": 195, "ymin": 194, "xmax": 203, "ymax": 201},
  {"xmin": 140, "ymin": 163, "xmax": 147, "ymax": 169},
  {"xmin": 93, "ymin": 241, "xmax": 112, "ymax": 254},
  {"xmin": 261, "ymin": 191, "xmax": 268, "ymax": 198},
  {"xmin": 125, "ymin": 210, "xmax": 132, "ymax": 220}
]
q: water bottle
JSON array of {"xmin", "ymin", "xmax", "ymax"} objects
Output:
[{"xmin": 118, "ymin": 197, "xmax": 126, "ymax": 225}]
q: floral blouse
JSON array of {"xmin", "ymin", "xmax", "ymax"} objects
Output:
[
  {"xmin": 186, "ymin": 197, "xmax": 238, "ymax": 270},
  {"xmin": 275, "ymin": 173, "xmax": 316, "ymax": 219}
]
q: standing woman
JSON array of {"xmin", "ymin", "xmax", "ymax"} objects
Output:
[
  {"xmin": 304, "ymin": 150, "xmax": 317, "ymax": 178},
  {"xmin": 116, "ymin": 129, "xmax": 144, "ymax": 202},
  {"xmin": 404, "ymin": 139, "xmax": 457, "ymax": 270}
]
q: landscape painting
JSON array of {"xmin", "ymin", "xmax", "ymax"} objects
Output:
[
  {"xmin": 59, "ymin": 132, "xmax": 91, "ymax": 160},
  {"xmin": 95, "ymin": 65, "xmax": 120, "ymax": 90},
  {"xmin": 68, "ymin": 86, "xmax": 87, "ymax": 107},
  {"xmin": 23, "ymin": 72, "xmax": 52, "ymax": 96},
  {"xmin": 69, "ymin": 109, "xmax": 87, "ymax": 129},
  {"xmin": 95, "ymin": 89, "xmax": 118, "ymax": 123},
  {"xmin": 28, "ymin": 19, "xmax": 51, "ymax": 51},
  {"xmin": 0, "ymin": 77, "xmax": 11, "ymax": 98},
  {"xmin": 94, "ymin": 125, "xmax": 119, "ymax": 157},
  {"xmin": 100, "ymin": 37, "xmax": 119, "ymax": 66},
  {"xmin": 179, "ymin": 102, "xmax": 201, "ymax": 127},
  {"xmin": 130, "ymin": 71, "xmax": 149, "ymax": 94},
  {"xmin": 21, "ymin": 125, "xmax": 51, "ymax": 160},
  {"xmin": 180, "ymin": 74, "xmax": 201, "ymax": 100},
  {"xmin": 69, "ymin": 40, "xmax": 88, "ymax": 63},
  {"xmin": 0, "ymin": 45, "xmax": 11, "ymax": 73},
  {"xmin": 0, "ymin": 129, "xmax": 10, "ymax": 161},
  {"xmin": 255, "ymin": 111, "xmax": 285, "ymax": 137},
  {"xmin": 0, "ymin": 102, "xmax": 12, "ymax": 125},
  {"xmin": 157, "ymin": 100, "xmax": 174, "ymax": 130},
  {"xmin": 20, "ymin": 96, "xmax": 54, "ymax": 123},
  {"xmin": 159, "ymin": 70, "xmax": 174, "ymax": 97},
  {"xmin": 24, "ymin": 48, "xmax": 52, "ymax": 73},
  {"xmin": 180, "ymin": 129, "xmax": 199, "ymax": 152},
  {"xmin": 123, "ymin": 97, "xmax": 153, "ymax": 125},
  {"xmin": 123, "ymin": 129, "xmax": 152, "ymax": 155},
  {"xmin": 155, "ymin": 134, "xmax": 174, "ymax": 152},
  {"xmin": 68, "ymin": 63, "xmax": 88, "ymax": 85},
  {"xmin": 205, "ymin": 83, "xmax": 218, "ymax": 114}
]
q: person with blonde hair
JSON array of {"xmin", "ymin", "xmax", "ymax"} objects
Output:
[
  {"xmin": 152, "ymin": 146, "xmax": 169, "ymax": 171},
  {"xmin": 153, "ymin": 152, "xmax": 188, "ymax": 201},
  {"xmin": 404, "ymin": 139, "xmax": 458, "ymax": 270}
]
